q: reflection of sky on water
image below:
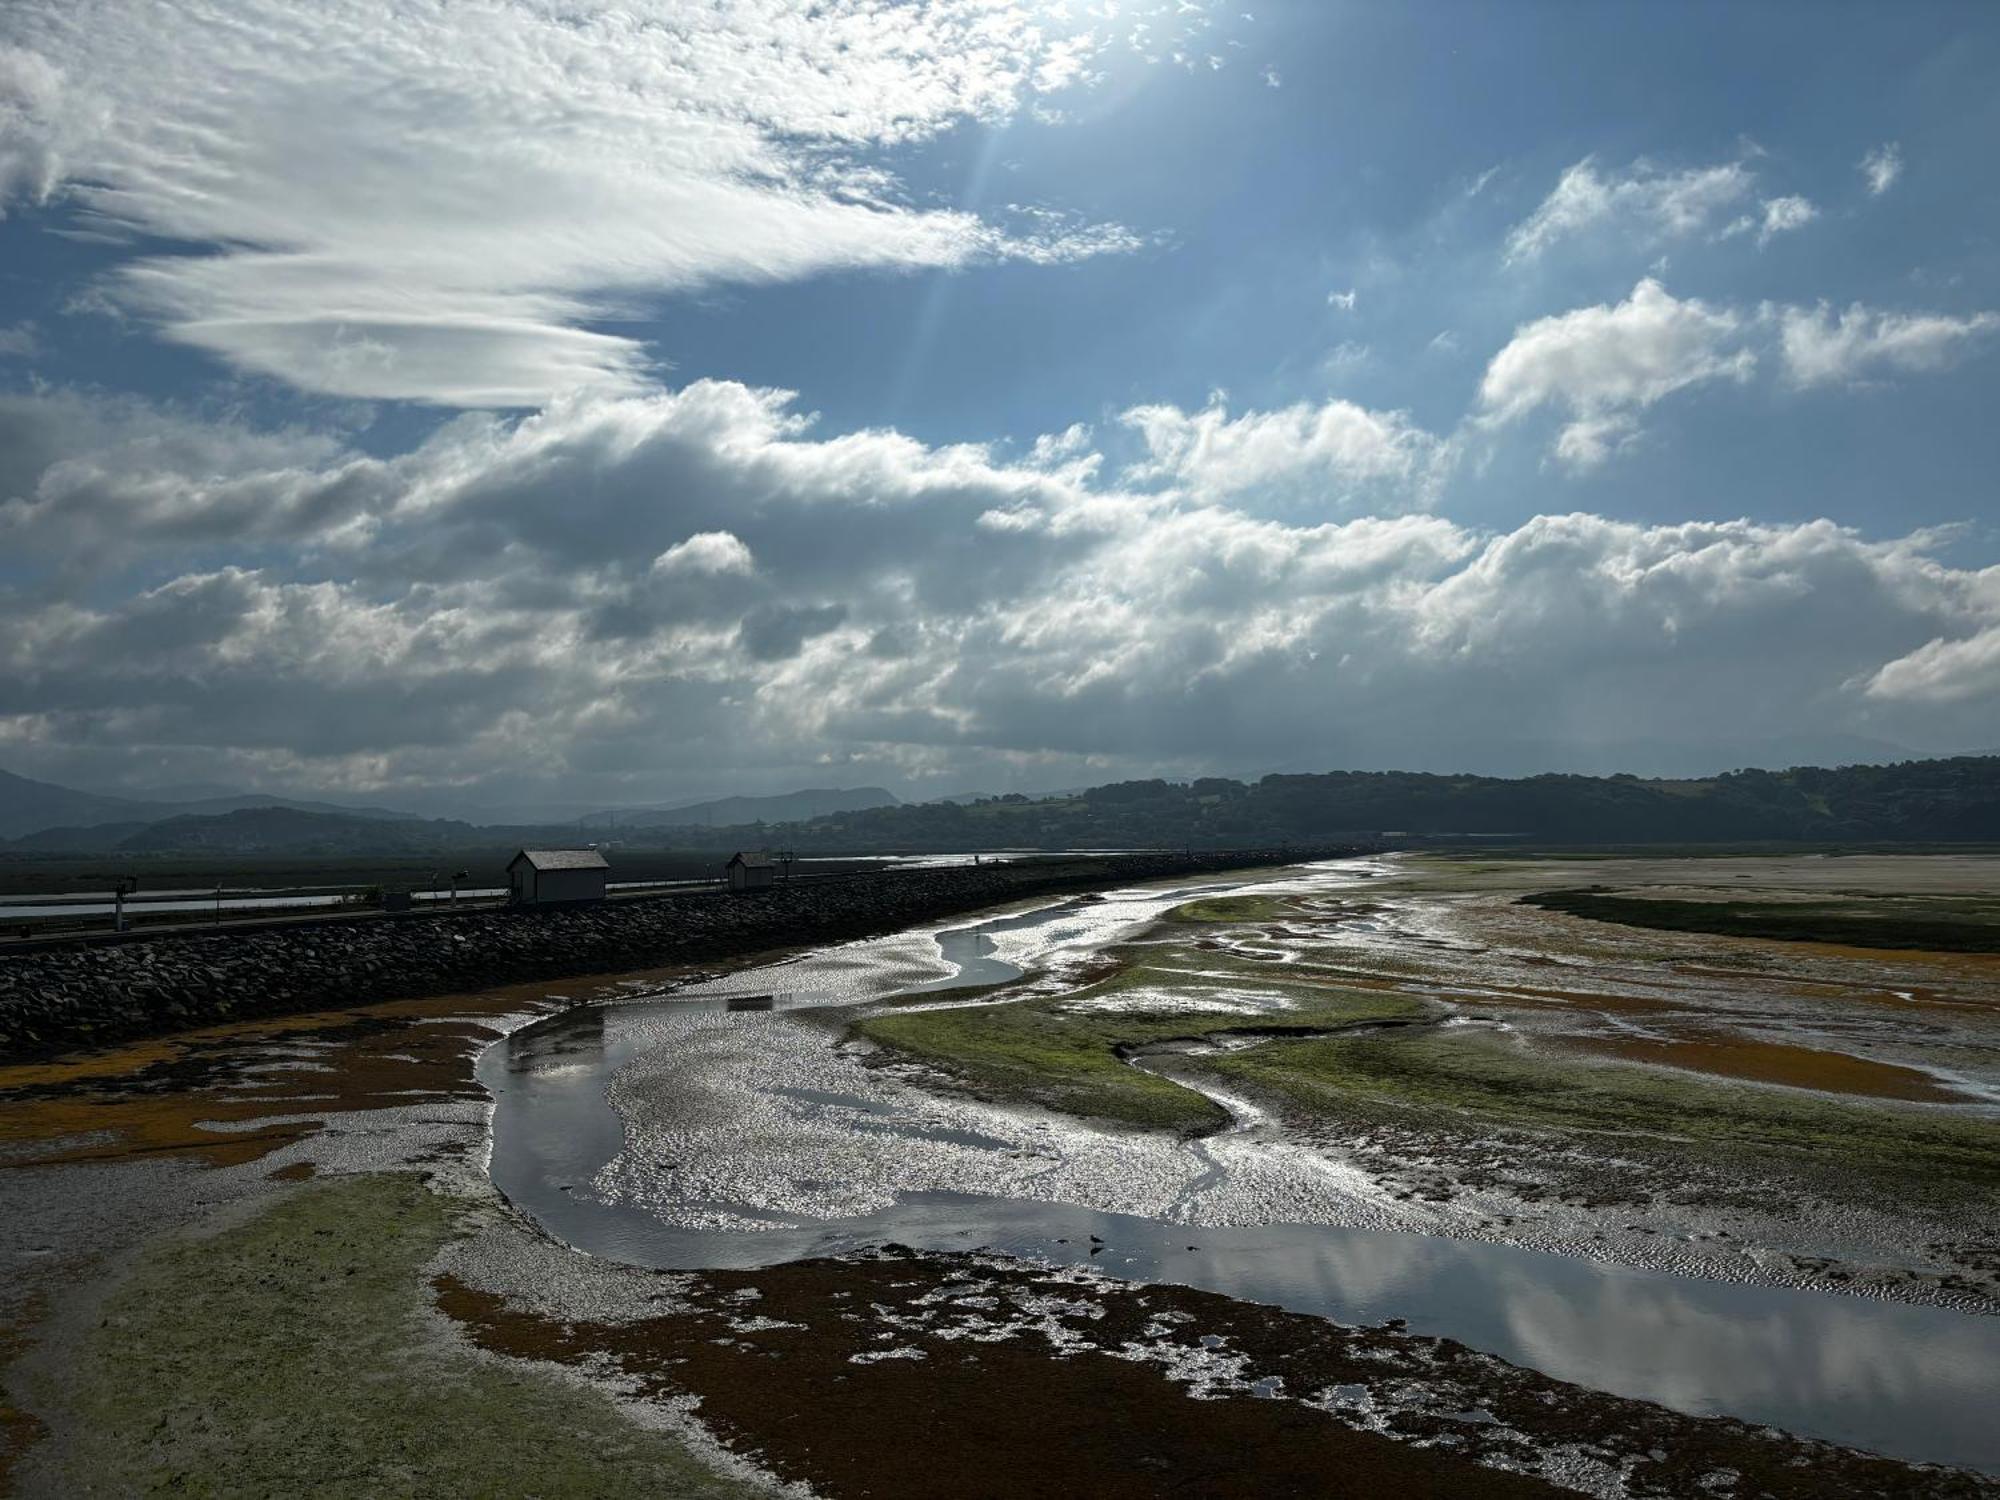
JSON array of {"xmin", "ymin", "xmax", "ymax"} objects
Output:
[{"xmin": 479, "ymin": 859, "xmax": 2000, "ymax": 1474}]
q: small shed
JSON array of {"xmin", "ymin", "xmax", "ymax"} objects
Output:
[
  {"xmin": 725, "ymin": 850, "xmax": 776, "ymax": 893},
  {"xmin": 508, "ymin": 848, "xmax": 609, "ymax": 906}
]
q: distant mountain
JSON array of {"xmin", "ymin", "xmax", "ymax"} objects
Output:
[
  {"xmin": 585, "ymin": 787, "xmax": 901, "ymax": 829},
  {"xmin": 3, "ymin": 821, "xmax": 158, "ymax": 854},
  {"xmin": 112, "ymin": 807, "xmax": 483, "ymax": 856},
  {"xmin": 161, "ymin": 793, "xmax": 411, "ymax": 821},
  {"xmin": 0, "ymin": 767, "xmax": 415, "ymax": 841},
  {"xmin": 0, "ymin": 770, "xmax": 155, "ymax": 840}
]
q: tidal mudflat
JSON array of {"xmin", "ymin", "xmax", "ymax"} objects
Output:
[{"xmin": 3, "ymin": 853, "xmax": 1997, "ymax": 1496}]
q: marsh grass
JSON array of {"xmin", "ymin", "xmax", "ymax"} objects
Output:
[
  {"xmin": 43, "ymin": 1174, "xmax": 756, "ymax": 1498},
  {"xmin": 856, "ymin": 893, "xmax": 1434, "ymax": 1132}
]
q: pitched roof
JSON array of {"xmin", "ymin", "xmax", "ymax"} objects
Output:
[
  {"xmin": 509, "ymin": 848, "xmax": 610, "ymax": 871},
  {"xmin": 726, "ymin": 850, "xmax": 774, "ymax": 868}
]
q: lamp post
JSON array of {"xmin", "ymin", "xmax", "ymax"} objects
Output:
[{"xmin": 112, "ymin": 875, "xmax": 137, "ymax": 933}]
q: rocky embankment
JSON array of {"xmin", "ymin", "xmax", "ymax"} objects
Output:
[{"xmin": 0, "ymin": 849, "xmax": 1350, "ymax": 1060}]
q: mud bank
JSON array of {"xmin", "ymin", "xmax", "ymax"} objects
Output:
[
  {"xmin": 437, "ymin": 1220, "xmax": 1996, "ymax": 1499},
  {"xmin": 0, "ymin": 847, "xmax": 1351, "ymax": 1061}
]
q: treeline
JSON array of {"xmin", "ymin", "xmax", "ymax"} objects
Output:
[
  {"xmin": 676, "ymin": 757, "xmax": 2000, "ymax": 851},
  {"xmin": 9, "ymin": 757, "xmax": 1997, "ymax": 860}
]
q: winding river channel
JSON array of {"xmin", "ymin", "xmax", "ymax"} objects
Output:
[{"xmin": 480, "ymin": 859, "xmax": 2000, "ymax": 1474}]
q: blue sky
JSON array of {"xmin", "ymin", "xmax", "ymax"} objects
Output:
[{"xmin": 0, "ymin": 0, "xmax": 1996, "ymax": 811}]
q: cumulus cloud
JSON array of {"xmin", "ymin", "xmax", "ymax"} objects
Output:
[
  {"xmin": 1504, "ymin": 155, "xmax": 1754, "ymax": 263},
  {"xmin": 1777, "ymin": 302, "xmax": 2000, "ymax": 386},
  {"xmin": 1859, "ymin": 142, "xmax": 1903, "ymax": 196},
  {"xmin": 0, "ymin": 0, "xmax": 1155, "ymax": 405},
  {"xmin": 1866, "ymin": 626, "xmax": 2000, "ymax": 705},
  {"xmin": 1119, "ymin": 395, "xmax": 1445, "ymax": 505},
  {"xmin": 2, "ymin": 381, "xmax": 1995, "ymax": 798},
  {"xmin": 654, "ymin": 532, "xmax": 756, "ymax": 579},
  {"xmin": 1478, "ymin": 279, "xmax": 1754, "ymax": 468},
  {"xmin": 0, "ymin": 389, "xmax": 391, "ymax": 564}
]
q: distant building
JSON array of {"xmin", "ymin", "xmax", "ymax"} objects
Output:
[
  {"xmin": 507, "ymin": 848, "xmax": 609, "ymax": 906},
  {"xmin": 725, "ymin": 850, "xmax": 776, "ymax": 893}
]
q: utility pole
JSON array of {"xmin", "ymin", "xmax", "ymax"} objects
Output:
[{"xmin": 450, "ymin": 868, "xmax": 468, "ymax": 908}]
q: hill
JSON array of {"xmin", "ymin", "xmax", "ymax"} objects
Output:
[
  {"xmin": 582, "ymin": 787, "xmax": 901, "ymax": 829},
  {"xmin": 647, "ymin": 758, "xmax": 2000, "ymax": 852},
  {"xmin": 0, "ymin": 768, "xmax": 410, "ymax": 840},
  {"xmin": 112, "ymin": 807, "xmax": 484, "ymax": 856},
  {"xmin": 0, "ymin": 769, "xmax": 155, "ymax": 840},
  {"xmin": 5, "ymin": 759, "xmax": 1997, "ymax": 860}
]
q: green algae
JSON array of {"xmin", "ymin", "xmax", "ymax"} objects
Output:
[
  {"xmin": 1166, "ymin": 893, "xmax": 1301, "ymax": 924},
  {"xmin": 1208, "ymin": 1026, "xmax": 2000, "ymax": 1197},
  {"xmin": 857, "ymin": 893, "xmax": 1433, "ymax": 1132},
  {"xmin": 36, "ymin": 1173, "xmax": 762, "ymax": 1499}
]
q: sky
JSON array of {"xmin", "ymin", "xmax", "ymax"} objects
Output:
[{"xmin": 1, "ymin": 0, "xmax": 1997, "ymax": 815}]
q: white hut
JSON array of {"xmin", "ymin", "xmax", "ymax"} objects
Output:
[
  {"xmin": 507, "ymin": 848, "xmax": 609, "ymax": 906},
  {"xmin": 725, "ymin": 850, "xmax": 776, "ymax": 893}
]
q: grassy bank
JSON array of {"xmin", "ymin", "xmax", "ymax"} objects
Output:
[
  {"xmin": 1207, "ymin": 1026, "xmax": 2000, "ymax": 1199},
  {"xmin": 856, "ymin": 893, "xmax": 1433, "ymax": 1133},
  {"xmin": 27, "ymin": 1173, "xmax": 757, "ymax": 1497}
]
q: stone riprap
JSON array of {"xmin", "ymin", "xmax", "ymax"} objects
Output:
[{"xmin": 0, "ymin": 849, "xmax": 1354, "ymax": 1061}]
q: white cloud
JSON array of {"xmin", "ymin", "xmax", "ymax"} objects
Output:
[
  {"xmin": 0, "ymin": 321, "xmax": 37, "ymax": 357},
  {"xmin": 1717, "ymin": 194, "xmax": 1818, "ymax": 245},
  {"xmin": 1504, "ymin": 155, "xmax": 1754, "ymax": 263},
  {"xmin": 1777, "ymin": 302, "xmax": 2000, "ymax": 386},
  {"xmin": 653, "ymin": 532, "xmax": 755, "ymax": 578},
  {"xmin": 3, "ymin": 382, "xmax": 1994, "ymax": 798},
  {"xmin": 1754, "ymin": 194, "xmax": 1818, "ymax": 246},
  {"xmin": 1478, "ymin": 279, "xmax": 1753, "ymax": 468},
  {"xmin": 1120, "ymin": 395, "xmax": 1444, "ymax": 505},
  {"xmin": 1550, "ymin": 414, "xmax": 1638, "ymax": 471},
  {"xmin": 1328, "ymin": 289, "xmax": 1357, "ymax": 311},
  {"xmin": 0, "ymin": 1, "xmax": 1149, "ymax": 405},
  {"xmin": 1866, "ymin": 625, "xmax": 2000, "ymax": 705},
  {"xmin": 1859, "ymin": 142, "xmax": 1903, "ymax": 196}
]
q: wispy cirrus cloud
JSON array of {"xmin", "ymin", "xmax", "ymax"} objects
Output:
[
  {"xmin": 1859, "ymin": 142, "xmax": 1904, "ymax": 196},
  {"xmin": 1503, "ymin": 155, "xmax": 1755, "ymax": 263},
  {"xmin": 0, "ymin": 1, "xmax": 1178, "ymax": 406},
  {"xmin": 1718, "ymin": 194, "xmax": 1819, "ymax": 247}
]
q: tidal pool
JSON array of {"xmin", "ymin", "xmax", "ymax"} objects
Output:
[{"xmin": 481, "ymin": 863, "xmax": 2000, "ymax": 1474}]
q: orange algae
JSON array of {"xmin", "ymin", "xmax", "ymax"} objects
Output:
[
  {"xmin": 0, "ymin": 998, "xmax": 509, "ymax": 1170},
  {"xmin": 1566, "ymin": 1035, "xmax": 1965, "ymax": 1104}
]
